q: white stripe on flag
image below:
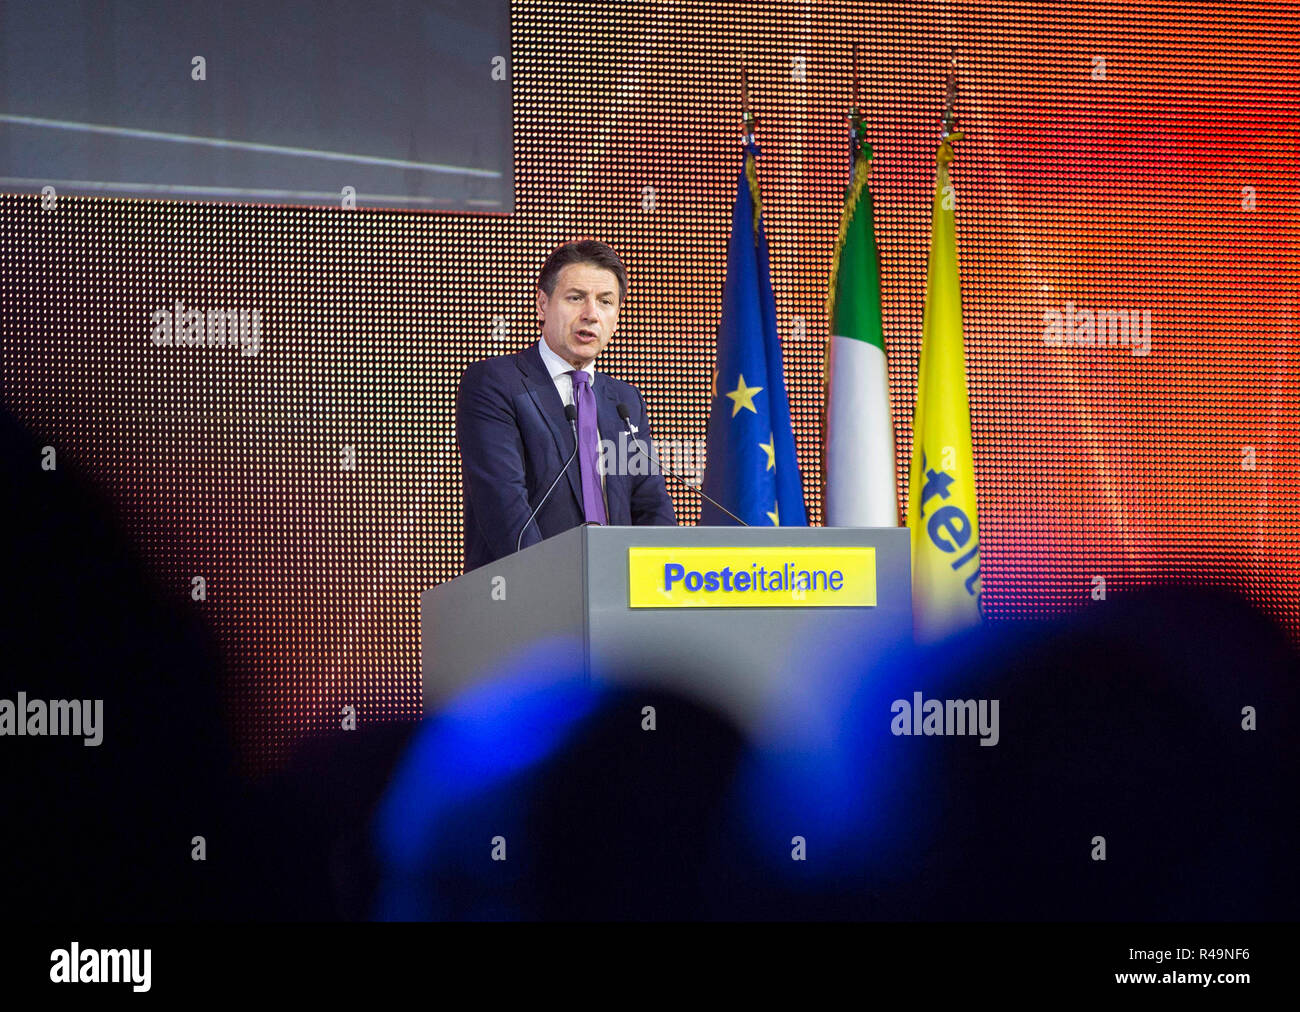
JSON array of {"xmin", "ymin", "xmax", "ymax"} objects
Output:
[{"xmin": 825, "ymin": 334, "xmax": 898, "ymax": 526}]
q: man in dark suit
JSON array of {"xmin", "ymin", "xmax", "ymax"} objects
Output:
[{"xmin": 456, "ymin": 240, "xmax": 677, "ymax": 571}]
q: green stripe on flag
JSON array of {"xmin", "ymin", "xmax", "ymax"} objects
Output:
[{"xmin": 828, "ymin": 152, "xmax": 886, "ymax": 352}]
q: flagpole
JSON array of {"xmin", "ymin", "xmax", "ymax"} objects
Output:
[
  {"xmin": 941, "ymin": 51, "xmax": 958, "ymax": 137},
  {"xmin": 739, "ymin": 62, "xmax": 764, "ymax": 231},
  {"xmin": 939, "ymin": 50, "xmax": 964, "ymax": 159},
  {"xmin": 740, "ymin": 63, "xmax": 758, "ymax": 148},
  {"xmin": 848, "ymin": 43, "xmax": 866, "ymax": 169}
]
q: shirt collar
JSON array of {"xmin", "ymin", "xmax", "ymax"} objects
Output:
[{"xmin": 537, "ymin": 337, "xmax": 596, "ymax": 382}]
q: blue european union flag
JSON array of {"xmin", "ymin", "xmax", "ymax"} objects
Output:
[{"xmin": 700, "ymin": 144, "xmax": 808, "ymax": 527}]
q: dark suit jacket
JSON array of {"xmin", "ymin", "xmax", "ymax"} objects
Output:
[{"xmin": 456, "ymin": 342, "xmax": 677, "ymax": 571}]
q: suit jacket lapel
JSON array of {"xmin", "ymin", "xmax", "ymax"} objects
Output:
[{"xmin": 517, "ymin": 344, "xmax": 583, "ymax": 511}]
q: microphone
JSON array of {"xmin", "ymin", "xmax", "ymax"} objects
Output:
[
  {"xmin": 516, "ymin": 403, "xmax": 580, "ymax": 554},
  {"xmin": 616, "ymin": 402, "xmax": 749, "ymax": 526}
]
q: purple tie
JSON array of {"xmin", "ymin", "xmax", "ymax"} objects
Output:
[{"xmin": 570, "ymin": 370, "xmax": 606, "ymax": 525}]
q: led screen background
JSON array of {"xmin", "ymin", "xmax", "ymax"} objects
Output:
[{"xmin": 3, "ymin": 1, "xmax": 1297, "ymax": 774}]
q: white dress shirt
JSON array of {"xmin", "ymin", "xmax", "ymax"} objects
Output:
[{"xmin": 536, "ymin": 337, "xmax": 607, "ymax": 499}]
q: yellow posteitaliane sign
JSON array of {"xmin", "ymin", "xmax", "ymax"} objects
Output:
[{"xmin": 627, "ymin": 547, "xmax": 876, "ymax": 608}]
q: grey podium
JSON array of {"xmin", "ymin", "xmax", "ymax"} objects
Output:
[{"xmin": 421, "ymin": 525, "xmax": 912, "ymax": 734}]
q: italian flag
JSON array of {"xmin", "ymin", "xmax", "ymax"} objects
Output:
[{"xmin": 823, "ymin": 143, "xmax": 899, "ymax": 526}]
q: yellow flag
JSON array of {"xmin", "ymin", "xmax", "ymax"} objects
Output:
[{"xmin": 907, "ymin": 134, "xmax": 983, "ymax": 643}]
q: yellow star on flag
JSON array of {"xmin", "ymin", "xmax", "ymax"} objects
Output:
[
  {"xmin": 759, "ymin": 432, "xmax": 776, "ymax": 471},
  {"xmin": 724, "ymin": 374, "xmax": 763, "ymax": 417},
  {"xmin": 766, "ymin": 502, "xmax": 779, "ymax": 526}
]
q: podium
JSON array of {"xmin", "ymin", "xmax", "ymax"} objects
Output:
[{"xmin": 421, "ymin": 525, "xmax": 911, "ymax": 732}]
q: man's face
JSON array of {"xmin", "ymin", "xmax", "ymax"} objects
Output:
[{"xmin": 536, "ymin": 262, "xmax": 622, "ymax": 369}]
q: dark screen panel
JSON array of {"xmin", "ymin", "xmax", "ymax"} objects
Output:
[{"xmin": 0, "ymin": 0, "xmax": 512, "ymax": 210}]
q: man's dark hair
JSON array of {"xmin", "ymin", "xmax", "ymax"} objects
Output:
[{"xmin": 537, "ymin": 240, "xmax": 628, "ymax": 303}]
